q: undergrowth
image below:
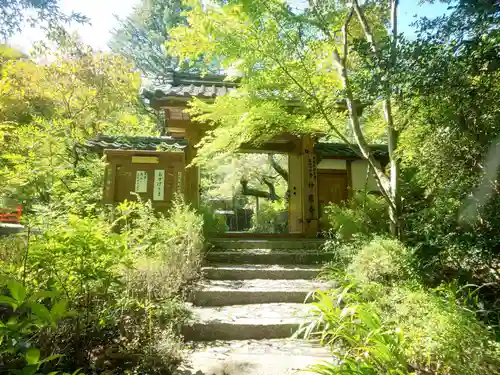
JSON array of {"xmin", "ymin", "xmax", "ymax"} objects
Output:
[
  {"xmin": 0, "ymin": 197, "xmax": 203, "ymax": 375},
  {"xmin": 301, "ymin": 236, "xmax": 500, "ymax": 375}
]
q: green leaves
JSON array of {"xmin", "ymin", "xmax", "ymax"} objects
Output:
[
  {"xmin": 25, "ymin": 348, "xmax": 40, "ymax": 365},
  {"xmin": 7, "ymin": 280, "xmax": 26, "ymax": 303},
  {"xmin": 0, "ymin": 295, "xmax": 18, "ymax": 310}
]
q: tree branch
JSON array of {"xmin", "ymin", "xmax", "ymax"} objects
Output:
[
  {"xmin": 240, "ymin": 179, "xmax": 280, "ymax": 201},
  {"xmin": 269, "ymin": 154, "xmax": 289, "ymax": 181},
  {"xmin": 352, "ymin": 0, "xmax": 379, "ymax": 55},
  {"xmin": 342, "ymin": 9, "xmax": 354, "ymax": 66}
]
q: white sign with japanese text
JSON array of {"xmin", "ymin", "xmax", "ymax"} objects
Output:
[
  {"xmin": 135, "ymin": 171, "xmax": 148, "ymax": 193},
  {"xmin": 154, "ymin": 170, "xmax": 165, "ymax": 201}
]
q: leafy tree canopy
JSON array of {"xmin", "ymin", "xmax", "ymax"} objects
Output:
[
  {"xmin": 0, "ymin": 33, "xmax": 155, "ymax": 210},
  {"xmin": 110, "ymin": 0, "xmax": 185, "ymax": 78},
  {"xmin": 0, "ymin": 0, "xmax": 87, "ymax": 40}
]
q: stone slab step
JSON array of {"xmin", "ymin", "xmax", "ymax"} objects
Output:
[
  {"xmin": 210, "ymin": 239, "xmax": 326, "ymax": 250},
  {"xmin": 205, "ymin": 250, "xmax": 335, "ymax": 265},
  {"xmin": 175, "ymin": 339, "xmax": 333, "ymax": 375},
  {"xmin": 203, "ymin": 264, "xmax": 322, "ymax": 280},
  {"xmin": 183, "ymin": 303, "xmax": 311, "ymax": 341},
  {"xmin": 191, "ymin": 279, "xmax": 331, "ymax": 306}
]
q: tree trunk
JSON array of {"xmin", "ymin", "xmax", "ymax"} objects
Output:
[
  {"xmin": 385, "ymin": 0, "xmax": 402, "ymax": 238},
  {"xmin": 384, "ymin": 99, "xmax": 401, "ymax": 237},
  {"xmin": 351, "ymin": 0, "xmax": 402, "ymax": 236}
]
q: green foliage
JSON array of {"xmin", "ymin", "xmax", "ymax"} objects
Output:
[
  {"xmin": 297, "ymin": 282, "xmax": 411, "ymax": 375},
  {"xmin": 395, "ymin": 0, "xmax": 500, "ymax": 278},
  {"xmin": 322, "ymin": 192, "xmax": 389, "ymax": 241},
  {"xmin": 250, "ymin": 199, "xmax": 287, "ymax": 234},
  {"xmin": 305, "ymin": 232, "xmax": 500, "ymax": 375},
  {"xmin": 118, "ymin": 197, "xmax": 204, "ymax": 298},
  {"xmin": 168, "ymin": 0, "xmax": 396, "ymax": 165},
  {"xmin": 199, "ymin": 203, "xmax": 228, "ymax": 237},
  {"xmin": 0, "ymin": 37, "xmax": 155, "ymax": 209},
  {"xmin": 348, "ymin": 238, "xmax": 414, "ymax": 284},
  {"xmin": 0, "ymin": 279, "xmax": 71, "ymax": 374},
  {"xmin": 0, "ymin": 1, "xmax": 87, "ymax": 40},
  {"xmin": 377, "ymin": 285, "xmax": 500, "ymax": 375},
  {"xmin": 302, "ymin": 267, "xmax": 500, "ymax": 375},
  {"xmin": 0, "ymin": 198, "xmax": 204, "ymax": 374},
  {"xmin": 110, "ymin": 0, "xmax": 185, "ymax": 77}
]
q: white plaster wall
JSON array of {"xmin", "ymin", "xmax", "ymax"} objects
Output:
[
  {"xmin": 317, "ymin": 159, "xmax": 346, "ymax": 170},
  {"xmin": 351, "ymin": 160, "xmax": 381, "ymax": 192}
]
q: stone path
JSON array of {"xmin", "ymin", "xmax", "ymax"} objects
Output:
[{"xmin": 176, "ymin": 239, "xmax": 336, "ymax": 375}]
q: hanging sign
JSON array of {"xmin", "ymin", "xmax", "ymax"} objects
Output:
[
  {"xmin": 154, "ymin": 170, "xmax": 165, "ymax": 201},
  {"xmin": 135, "ymin": 171, "xmax": 148, "ymax": 193}
]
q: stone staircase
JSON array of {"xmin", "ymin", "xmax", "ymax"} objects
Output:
[{"xmin": 176, "ymin": 239, "xmax": 335, "ymax": 375}]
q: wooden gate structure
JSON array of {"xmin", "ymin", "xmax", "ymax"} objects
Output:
[{"xmin": 91, "ymin": 71, "xmax": 389, "ymax": 236}]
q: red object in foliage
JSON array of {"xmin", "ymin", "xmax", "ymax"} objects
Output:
[{"xmin": 0, "ymin": 204, "xmax": 22, "ymax": 224}]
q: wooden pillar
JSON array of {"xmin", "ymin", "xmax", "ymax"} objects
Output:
[
  {"xmin": 301, "ymin": 135, "xmax": 319, "ymax": 236},
  {"xmin": 288, "ymin": 153, "xmax": 303, "ymax": 234},
  {"xmin": 184, "ymin": 126, "xmax": 201, "ymax": 208},
  {"xmin": 346, "ymin": 160, "xmax": 353, "ymax": 199}
]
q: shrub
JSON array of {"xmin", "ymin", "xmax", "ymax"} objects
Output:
[
  {"xmin": 297, "ymin": 281, "xmax": 411, "ymax": 375},
  {"xmin": 322, "ymin": 192, "xmax": 389, "ymax": 240},
  {"xmin": 348, "ymin": 237, "xmax": 415, "ymax": 284},
  {"xmin": 250, "ymin": 199, "xmax": 288, "ymax": 234},
  {"xmin": 304, "ymin": 270, "xmax": 500, "ymax": 375},
  {"xmin": 0, "ymin": 278, "xmax": 72, "ymax": 374},
  {"xmin": 0, "ymin": 197, "xmax": 204, "ymax": 374},
  {"xmin": 199, "ymin": 202, "xmax": 228, "ymax": 237},
  {"xmin": 319, "ymin": 235, "xmax": 368, "ymax": 271},
  {"xmin": 118, "ymin": 197, "xmax": 204, "ymax": 298},
  {"xmin": 377, "ymin": 285, "xmax": 500, "ymax": 375}
]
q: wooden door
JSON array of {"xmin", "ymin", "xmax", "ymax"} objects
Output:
[{"xmin": 318, "ymin": 170, "xmax": 348, "ymax": 227}]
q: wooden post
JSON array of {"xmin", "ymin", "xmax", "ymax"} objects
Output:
[
  {"xmin": 288, "ymin": 153, "xmax": 303, "ymax": 234},
  {"xmin": 301, "ymin": 135, "xmax": 319, "ymax": 237},
  {"xmin": 346, "ymin": 160, "xmax": 353, "ymax": 200}
]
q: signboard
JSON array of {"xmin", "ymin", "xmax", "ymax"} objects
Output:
[
  {"xmin": 132, "ymin": 156, "xmax": 159, "ymax": 164},
  {"xmin": 154, "ymin": 170, "xmax": 165, "ymax": 201},
  {"xmin": 135, "ymin": 171, "xmax": 148, "ymax": 193}
]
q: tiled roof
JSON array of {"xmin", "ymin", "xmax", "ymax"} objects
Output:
[
  {"xmin": 315, "ymin": 142, "xmax": 389, "ymax": 161},
  {"xmin": 86, "ymin": 135, "xmax": 188, "ymax": 151},
  {"xmin": 142, "ymin": 70, "xmax": 238, "ymax": 101}
]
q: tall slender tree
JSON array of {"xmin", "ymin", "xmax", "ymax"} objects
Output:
[{"xmin": 110, "ymin": 0, "xmax": 186, "ymax": 78}]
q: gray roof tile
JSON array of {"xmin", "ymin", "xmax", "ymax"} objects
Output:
[
  {"xmin": 86, "ymin": 135, "xmax": 188, "ymax": 152},
  {"xmin": 142, "ymin": 71, "xmax": 238, "ymax": 101}
]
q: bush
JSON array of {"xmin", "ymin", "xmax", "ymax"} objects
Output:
[
  {"xmin": 378, "ymin": 285, "xmax": 500, "ymax": 375},
  {"xmin": 118, "ymin": 197, "xmax": 204, "ymax": 298},
  {"xmin": 0, "ymin": 197, "xmax": 204, "ymax": 374},
  {"xmin": 348, "ymin": 237, "xmax": 415, "ymax": 284},
  {"xmin": 322, "ymin": 192, "xmax": 389, "ymax": 240},
  {"xmin": 199, "ymin": 202, "xmax": 228, "ymax": 237},
  {"xmin": 301, "ymin": 273, "xmax": 500, "ymax": 375},
  {"xmin": 250, "ymin": 199, "xmax": 288, "ymax": 234}
]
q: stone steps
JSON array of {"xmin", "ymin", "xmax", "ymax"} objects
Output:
[
  {"xmin": 209, "ymin": 238, "xmax": 326, "ymax": 250},
  {"xmin": 183, "ymin": 303, "xmax": 310, "ymax": 341},
  {"xmin": 181, "ymin": 239, "xmax": 333, "ymax": 374},
  {"xmin": 203, "ymin": 264, "xmax": 321, "ymax": 280},
  {"xmin": 205, "ymin": 250, "xmax": 335, "ymax": 265},
  {"xmin": 191, "ymin": 279, "xmax": 331, "ymax": 306},
  {"xmin": 175, "ymin": 339, "xmax": 333, "ymax": 375}
]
